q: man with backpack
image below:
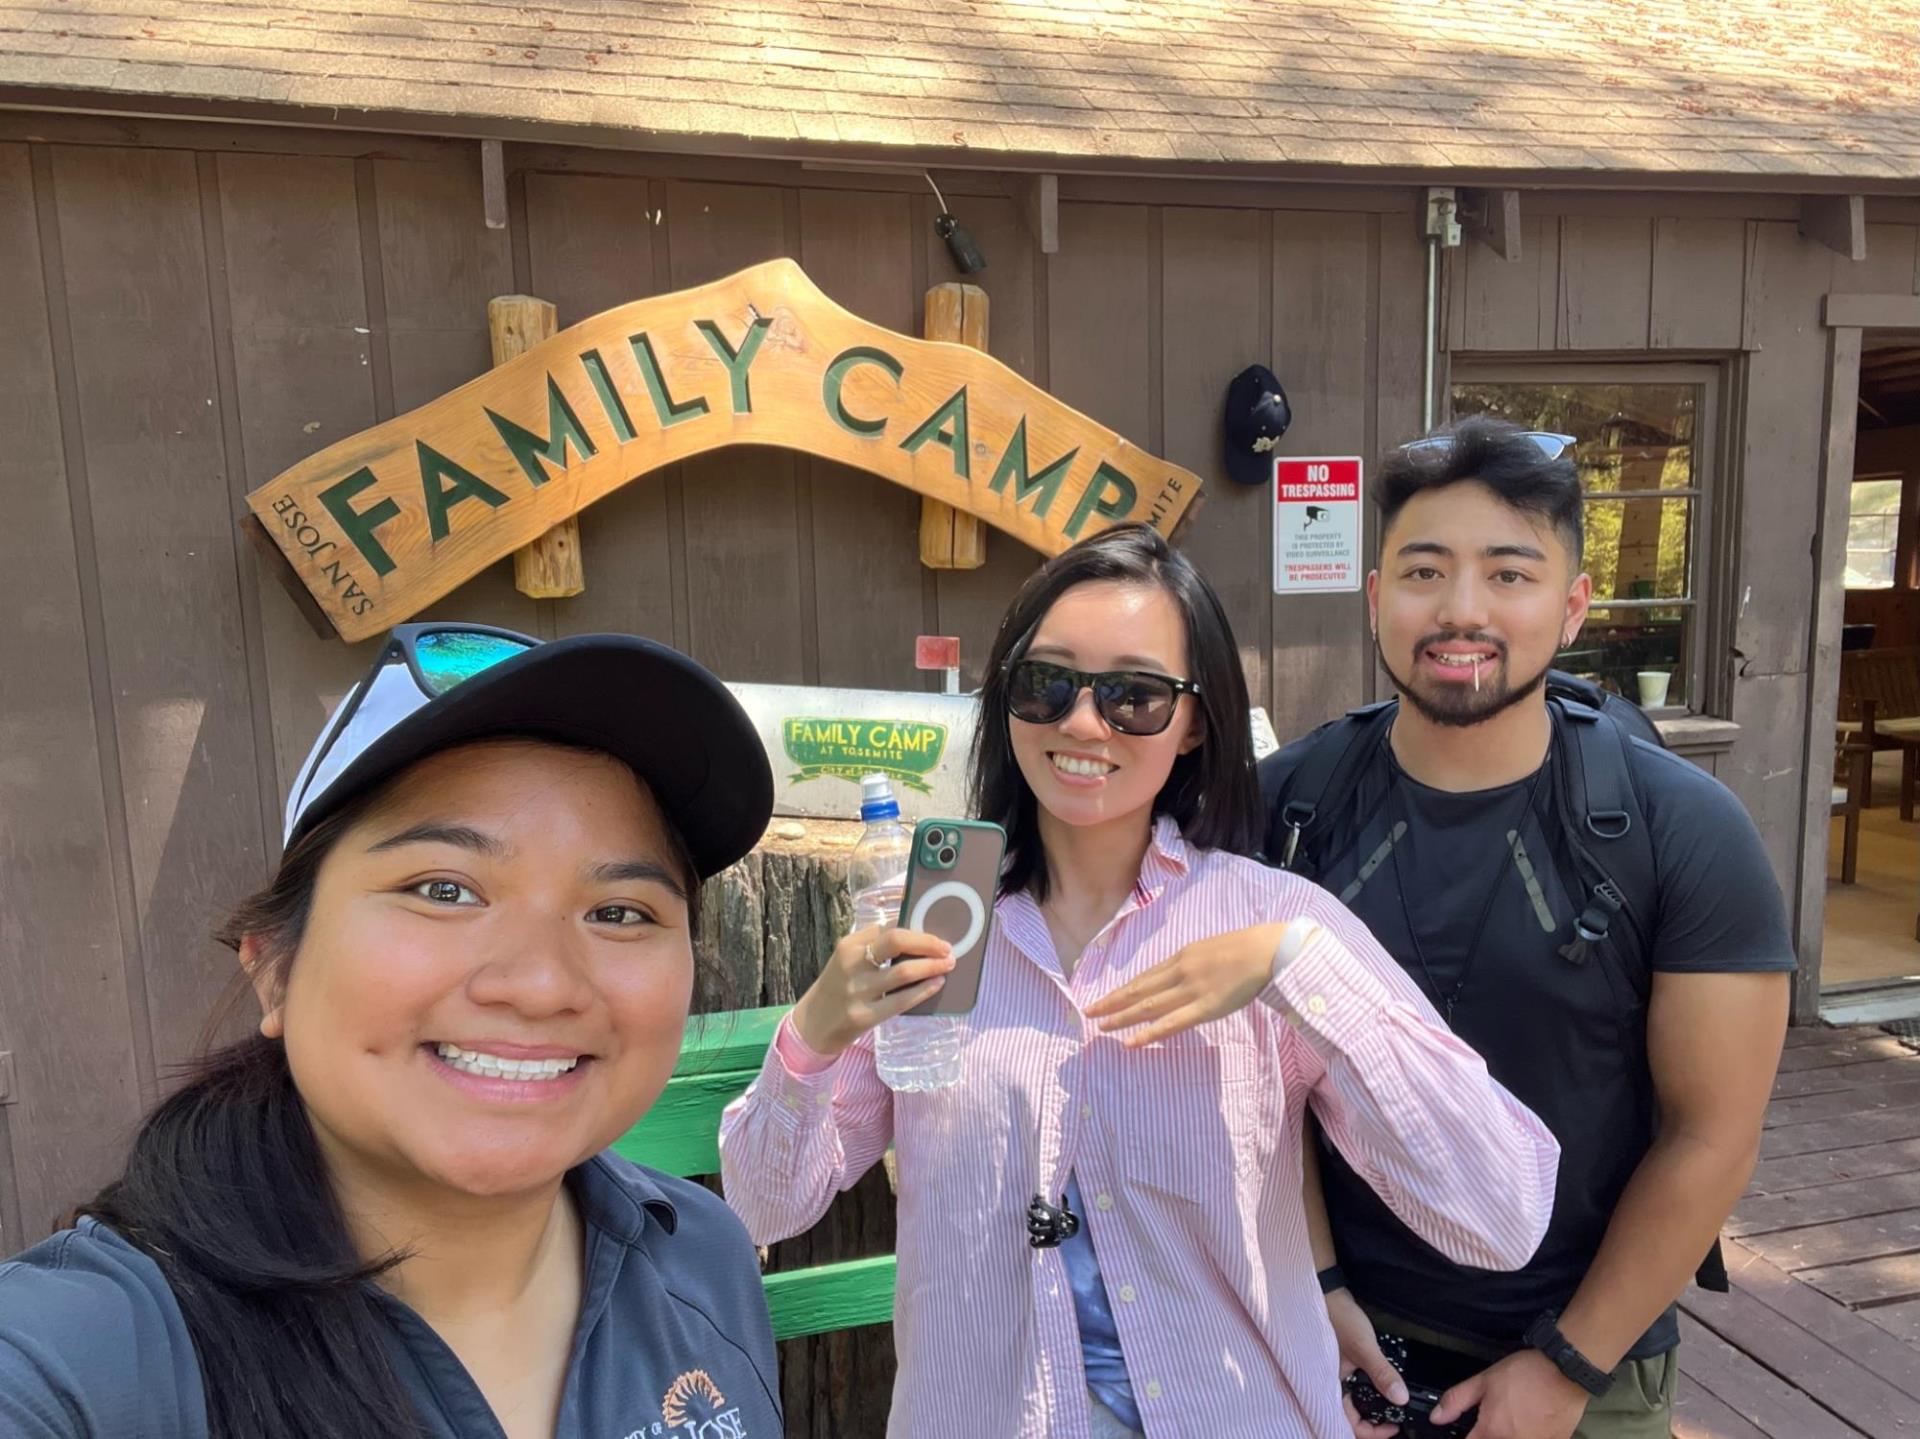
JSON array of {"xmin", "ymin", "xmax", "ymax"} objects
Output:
[{"xmin": 1092, "ymin": 417, "xmax": 1792, "ymax": 1438}]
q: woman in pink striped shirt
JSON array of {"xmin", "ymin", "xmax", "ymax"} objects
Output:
[{"xmin": 720, "ymin": 524, "xmax": 1558, "ymax": 1439}]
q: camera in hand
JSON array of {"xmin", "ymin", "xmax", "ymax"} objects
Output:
[{"xmin": 1342, "ymin": 1330, "xmax": 1480, "ymax": 1439}]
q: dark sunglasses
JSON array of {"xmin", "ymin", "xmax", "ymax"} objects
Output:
[
  {"xmin": 1401, "ymin": 430, "xmax": 1577, "ymax": 461},
  {"xmin": 1004, "ymin": 658, "xmax": 1200, "ymax": 737}
]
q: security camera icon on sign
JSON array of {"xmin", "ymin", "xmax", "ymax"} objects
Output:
[{"xmin": 1302, "ymin": 506, "xmax": 1330, "ymax": 530}]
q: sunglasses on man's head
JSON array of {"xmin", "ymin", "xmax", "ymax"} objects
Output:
[
  {"xmin": 1401, "ymin": 430, "xmax": 1578, "ymax": 461},
  {"xmin": 1003, "ymin": 659, "xmax": 1200, "ymax": 737}
]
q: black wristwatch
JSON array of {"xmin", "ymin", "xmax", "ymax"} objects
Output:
[
  {"xmin": 1524, "ymin": 1311, "xmax": 1614, "ymax": 1397},
  {"xmin": 1316, "ymin": 1264, "xmax": 1347, "ymax": 1294}
]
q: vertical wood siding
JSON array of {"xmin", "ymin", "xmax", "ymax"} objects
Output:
[{"xmin": 3, "ymin": 120, "xmax": 1915, "ymax": 1273}]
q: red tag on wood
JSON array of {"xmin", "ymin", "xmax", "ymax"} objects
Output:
[{"xmin": 916, "ymin": 635, "xmax": 961, "ymax": 669}]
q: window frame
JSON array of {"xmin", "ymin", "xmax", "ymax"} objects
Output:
[
  {"xmin": 1844, "ymin": 472, "xmax": 1908, "ymax": 592},
  {"xmin": 1446, "ymin": 360, "xmax": 1729, "ymax": 719}
]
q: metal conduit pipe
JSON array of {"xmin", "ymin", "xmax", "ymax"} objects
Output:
[
  {"xmin": 1421, "ymin": 188, "xmax": 1460, "ymax": 435},
  {"xmin": 1423, "ymin": 234, "xmax": 1440, "ymax": 433}
]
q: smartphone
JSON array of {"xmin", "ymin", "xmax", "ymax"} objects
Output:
[{"xmin": 893, "ymin": 817, "xmax": 1005, "ymax": 1017}]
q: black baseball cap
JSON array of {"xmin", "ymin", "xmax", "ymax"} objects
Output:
[
  {"xmin": 1222, "ymin": 364, "xmax": 1293, "ymax": 487},
  {"xmin": 283, "ymin": 623, "xmax": 773, "ymax": 878}
]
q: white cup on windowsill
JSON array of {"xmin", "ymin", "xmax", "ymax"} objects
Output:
[{"xmin": 1636, "ymin": 670, "xmax": 1672, "ymax": 708}]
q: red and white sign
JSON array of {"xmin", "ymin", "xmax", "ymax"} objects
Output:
[{"xmin": 1273, "ymin": 456, "xmax": 1363, "ymax": 594}]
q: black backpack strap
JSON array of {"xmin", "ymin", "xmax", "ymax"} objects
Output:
[
  {"xmin": 1551, "ymin": 695, "xmax": 1658, "ymax": 899},
  {"xmin": 1266, "ymin": 701, "xmax": 1395, "ymax": 874},
  {"xmin": 1553, "ymin": 699, "xmax": 1731, "ymax": 1291},
  {"xmin": 1559, "ymin": 699, "xmax": 1633, "ymax": 839},
  {"xmin": 1553, "ymin": 699, "xmax": 1658, "ymax": 972},
  {"xmin": 1548, "ymin": 668, "xmax": 1667, "ymax": 751}
]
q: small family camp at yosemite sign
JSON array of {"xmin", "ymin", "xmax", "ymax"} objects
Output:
[{"xmin": 246, "ymin": 259, "xmax": 1205, "ymax": 642}]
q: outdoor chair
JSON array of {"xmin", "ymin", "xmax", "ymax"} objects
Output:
[
  {"xmin": 1831, "ymin": 740, "xmax": 1870, "ymax": 884},
  {"xmin": 1835, "ymin": 648, "xmax": 1920, "ymax": 821}
]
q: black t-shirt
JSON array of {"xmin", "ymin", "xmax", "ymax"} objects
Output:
[{"xmin": 1260, "ymin": 711, "xmax": 1796, "ymax": 1357}]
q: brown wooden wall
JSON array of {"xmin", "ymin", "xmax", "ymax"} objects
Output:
[
  {"xmin": 3, "ymin": 109, "xmax": 1917, "ymax": 1262},
  {"xmin": 1843, "ymin": 589, "xmax": 1920, "ymax": 650},
  {"xmin": 0, "ymin": 116, "xmax": 1422, "ymax": 1252}
]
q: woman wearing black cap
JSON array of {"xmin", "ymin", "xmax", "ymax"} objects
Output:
[{"xmin": 0, "ymin": 625, "xmax": 782, "ymax": 1439}]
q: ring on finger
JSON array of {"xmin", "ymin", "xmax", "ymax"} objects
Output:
[{"xmin": 864, "ymin": 942, "xmax": 884, "ymax": 968}]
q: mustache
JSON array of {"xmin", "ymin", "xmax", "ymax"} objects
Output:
[{"xmin": 1411, "ymin": 630, "xmax": 1509, "ymax": 660}]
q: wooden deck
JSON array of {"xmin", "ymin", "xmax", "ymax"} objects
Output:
[{"xmin": 1673, "ymin": 1023, "xmax": 1920, "ymax": 1437}]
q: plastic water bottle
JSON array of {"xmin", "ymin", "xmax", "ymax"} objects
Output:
[{"xmin": 850, "ymin": 774, "xmax": 963, "ymax": 1092}]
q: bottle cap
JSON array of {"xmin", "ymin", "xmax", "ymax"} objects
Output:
[{"xmin": 859, "ymin": 772, "xmax": 900, "ymax": 823}]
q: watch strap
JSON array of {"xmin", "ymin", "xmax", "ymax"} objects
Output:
[
  {"xmin": 1316, "ymin": 1264, "xmax": 1348, "ymax": 1295},
  {"xmin": 1524, "ymin": 1311, "xmax": 1614, "ymax": 1397}
]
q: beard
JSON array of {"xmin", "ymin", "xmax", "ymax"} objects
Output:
[{"xmin": 1377, "ymin": 629, "xmax": 1553, "ymax": 728}]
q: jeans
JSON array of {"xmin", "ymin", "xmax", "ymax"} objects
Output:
[{"xmin": 1088, "ymin": 1388, "xmax": 1145, "ymax": 1438}]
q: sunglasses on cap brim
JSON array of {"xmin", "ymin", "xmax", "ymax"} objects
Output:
[
  {"xmin": 1401, "ymin": 430, "xmax": 1578, "ymax": 461},
  {"xmin": 1003, "ymin": 658, "xmax": 1200, "ymax": 737},
  {"xmin": 285, "ymin": 623, "xmax": 538, "ymax": 833}
]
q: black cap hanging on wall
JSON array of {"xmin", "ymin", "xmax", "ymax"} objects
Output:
[
  {"xmin": 926, "ymin": 172, "xmax": 987, "ymax": 274},
  {"xmin": 1222, "ymin": 364, "xmax": 1293, "ymax": 487}
]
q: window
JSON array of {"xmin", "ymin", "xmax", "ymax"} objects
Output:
[
  {"xmin": 1450, "ymin": 367, "xmax": 1720, "ymax": 713},
  {"xmin": 1845, "ymin": 476, "xmax": 1902, "ymax": 589}
]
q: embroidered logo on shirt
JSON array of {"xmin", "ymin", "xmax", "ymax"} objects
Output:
[{"xmin": 647, "ymin": 1368, "xmax": 747, "ymax": 1439}]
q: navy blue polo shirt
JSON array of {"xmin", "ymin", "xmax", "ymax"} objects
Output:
[{"xmin": 0, "ymin": 1154, "xmax": 782, "ymax": 1439}]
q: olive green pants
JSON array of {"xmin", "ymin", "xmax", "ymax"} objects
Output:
[{"xmin": 1367, "ymin": 1309, "xmax": 1677, "ymax": 1439}]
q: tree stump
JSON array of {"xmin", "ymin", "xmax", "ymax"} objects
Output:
[{"xmin": 694, "ymin": 819, "xmax": 898, "ymax": 1436}]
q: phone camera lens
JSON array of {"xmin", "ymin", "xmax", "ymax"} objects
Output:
[
  {"xmin": 925, "ymin": 827, "xmax": 946, "ymax": 847},
  {"xmin": 938, "ymin": 846, "xmax": 957, "ymax": 866}
]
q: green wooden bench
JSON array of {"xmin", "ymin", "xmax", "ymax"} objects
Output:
[{"xmin": 612, "ymin": 1005, "xmax": 897, "ymax": 1341}]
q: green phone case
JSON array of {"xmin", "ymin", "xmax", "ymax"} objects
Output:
[{"xmin": 895, "ymin": 817, "xmax": 1006, "ymax": 1017}]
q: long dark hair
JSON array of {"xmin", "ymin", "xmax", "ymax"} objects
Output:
[
  {"xmin": 79, "ymin": 742, "xmax": 702, "ymax": 1439},
  {"xmin": 969, "ymin": 523, "xmax": 1262, "ymax": 899}
]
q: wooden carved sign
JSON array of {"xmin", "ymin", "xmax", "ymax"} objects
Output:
[{"xmin": 245, "ymin": 259, "xmax": 1205, "ymax": 642}]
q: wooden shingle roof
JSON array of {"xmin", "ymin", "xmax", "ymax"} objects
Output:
[{"xmin": 3, "ymin": 0, "xmax": 1918, "ymax": 182}]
